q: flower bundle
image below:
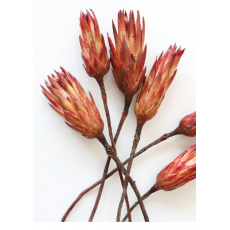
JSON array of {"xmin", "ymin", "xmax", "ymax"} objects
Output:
[{"xmin": 41, "ymin": 9, "xmax": 196, "ymax": 222}]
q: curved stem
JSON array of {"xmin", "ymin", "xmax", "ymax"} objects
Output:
[
  {"xmin": 61, "ymin": 130, "xmax": 177, "ymax": 222},
  {"xmin": 114, "ymin": 98, "xmax": 132, "ymax": 142},
  {"xmin": 110, "ymin": 97, "xmax": 133, "ymax": 221},
  {"xmin": 88, "ymin": 157, "xmax": 111, "ymax": 221},
  {"xmin": 97, "ymin": 134, "xmax": 149, "ymax": 222},
  {"xmin": 116, "ymin": 123, "xmax": 143, "ymax": 222},
  {"xmin": 97, "ymin": 79, "xmax": 116, "ymax": 152},
  {"xmin": 121, "ymin": 185, "xmax": 159, "ymax": 222},
  {"xmin": 88, "ymin": 79, "xmax": 131, "ymax": 222}
]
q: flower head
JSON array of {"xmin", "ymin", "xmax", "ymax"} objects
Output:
[
  {"xmin": 135, "ymin": 45, "xmax": 185, "ymax": 125},
  {"xmin": 156, "ymin": 144, "xmax": 196, "ymax": 191},
  {"xmin": 80, "ymin": 10, "xmax": 110, "ymax": 81},
  {"xmin": 175, "ymin": 112, "xmax": 196, "ymax": 136},
  {"xmin": 108, "ymin": 10, "xmax": 147, "ymax": 99},
  {"xmin": 41, "ymin": 67, "xmax": 104, "ymax": 139}
]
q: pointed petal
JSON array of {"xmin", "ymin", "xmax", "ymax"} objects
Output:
[
  {"xmin": 110, "ymin": 50, "xmax": 120, "ymax": 76},
  {"xmin": 145, "ymin": 91, "xmax": 155, "ymax": 110},
  {"xmin": 56, "ymin": 71, "xmax": 77, "ymax": 97},
  {"xmin": 49, "ymin": 103, "xmax": 65, "ymax": 118},
  {"xmin": 80, "ymin": 12, "xmax": 92, "ymax": 45},
  {"xmin": 108, "ymin": 35, "xmax": 116, "ymax": 57},
  {"xmin": 42, "ymin": 87, "xmax": 62, "ymax": 110},
  {"xmin": 47, "ymin": 75, "xmax": 64, "ymax": 93},
  {"xmin": 79, "ymin": 36, "xmax": 89, "ymax": 56},
  {"xmin": 127, "ymin": 11, "xmax": 135, "ymax": 53},
  {"xmin": 121, "ymin": 38, "xmax": 131, "ymax": 67},
  {"xmin": 51, "ymin": 88, "xmax": 77, "ymax": 115},
  {"xmin": 112, "ymin": 20, "xmax": 121, "ymax": 63},
  {"xmin": 164, "ymin": 70, "xmax": 176, "ymax": 94},
  {"xmin": 81, "ymin": 53, "xmax": 91, "ymax": 69},
  {"xmin": 141, "ymin": 17, "xmax": 145, "ymax": 50},
  {"xmin": 64, "ymin": 110, "xmax": 81, "ymax": 126},
  {"xmin": 140, "ymin": 44, "xmax": 147, "ymax": 71},
  {"xmin": 168, "ymin": 49, "xmax": 185, "ymax": 77},
  {"xmin": 155, "ymin": 85, "xmax": 165, "ymax": 103},
  {"xmin": 162, "ymin": 55, "xmax": 174, "ymax": 83},
  {"xmin": 118, "ymin": 10, "xmax": 127, "ymax": 42},
  {"xmin": 149, "ymin": 70, "xmax": 163, "ymax": 94},
  {"xmin": 73, "ymin": 77, "xmax": 87, "ymax": 100},
  {"xmin": 93, "ymin": 57, "xmax": 102, "ymax": 72},
  {"xmin": 134, "ymin": 53, "xmax": 142, "ymax": 78},
  {"xmin": 65, "ymin": 121, "xmax": 84, "ymax": 135},
  {"xmin": 136, "ymin": 11, "xmax": 141, "ymax": 34},
  {"xmin": 86, "ymin": 10, "xmax": 96, "ymax": 42},
  {"xmin": 78, "ymin": 110, "xmax": 91, "ymax": 127},
  {"xmin": 134, "ymin": 27, "xmax": 142, "ymax": 58},
  {"xmin": 90, "ymin": 9, "xmax": 101, "ymax": 46}
]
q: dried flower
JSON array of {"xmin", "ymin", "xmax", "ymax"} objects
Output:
[
  {"xmin": 121, "ymin": 144, "xmax": 196, "ymax": 222},
  {"xmin": 79, "ymin": 10, "xmax": 110, "ymax": 81},
  {"xmin": 175, "ymin": 112, "xmax": 196, "ymax": 136},
  {"xmin": 135, "ymin": 45, "xmax": 185, "ymax": 125},
  {"xmin": 41, "ymin": 67, "xmax": 104, "ymax": 139},
  {"xmin": 108, "ymin": 10, "xmax": 147, "ymax": 100},
  {"xmin": 155, "ymin": 144, "xmax": 196, "ymax": 191}
]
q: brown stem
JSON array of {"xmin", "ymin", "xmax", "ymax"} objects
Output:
[
  {"xmin": 96, "ymin": 78, "xmax": 116, "ymax": 152},
  {"xmin": 97, "ymin": 134, "xmax": 149, "ymax": 222},
  {"xmin": 61, "ymin": 130, "xmax": 177, "ymax": 222},
  {"xmin": 117, "ymin": 163, "xmax": 132, "ymax": 222},
  {"xmin": 112, "ymin": 97, "xmax": 133, "ymax": 222},
  {"xmin": 121, "ymin": 184, "xmax": 159, "ymax": 222},
  {"xmin": 116, "ymin": 123, "xmax": 144, "ymax": 222},
  {"xmin": 88, "ymin": 157, "xmax": 111, "ymax": 222},
  {"xmin": 114, "ymin": 97, "xmax": 132, "ymax": 142},
  {"xmin": 88, "ymin": 79, "xmax": 131, "ymax": 222}
]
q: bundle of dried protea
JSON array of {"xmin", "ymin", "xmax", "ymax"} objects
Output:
[{"xmin": 40, "ymin": 9, "xmax": 196, "ymax": 222}]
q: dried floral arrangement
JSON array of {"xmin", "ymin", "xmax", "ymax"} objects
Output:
[{"xmin": 41, "ymin": 9, "xmax": 196, "ymax": 222}]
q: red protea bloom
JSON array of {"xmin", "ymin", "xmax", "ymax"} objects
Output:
[
  {"xmin": 79, "ymin": 10, "xmax": 110, "ymax": 81},
  {"xmin": 41, "ymin": 67, "xmax": 104, "ymax": 139},
  {"xmin": 135, "ymin": 45, "xmax": 185, "ymax": 125},
  {"xmin": 156, "ymin": 144, "xmax": 196, "ymax": 191},
  {"xmin": 108, "ymin": 10, "xmax": 147, "ymax": 101},
  {"xmin": 175, "ymin": 111, "xmax": 196, "ymax": 137},
  {"xmin": 121, "ymin": 144, "xmax": 196, "ymax": 221}
]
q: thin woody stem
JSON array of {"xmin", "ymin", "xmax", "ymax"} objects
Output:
[
  {"xmin": 96, "ymin": 78, "xmax": 116, "ymax": 152},
  {"xmin": 116, "ymin": 123, "xmax": 144, "ymax": 222},
  {"xmin": 121, "ymin": 184, "xmax": 159, "ymax": 222},
  {"xmin": 88, "ymin": 157, "xmax": 111, "ymax": 222},
  {"xmin": 101, "ymin": 97, "xmax": 133, "ymax": 222},
  {"xmin": 97, "ymin": 134, "xmax": 149, "ymax": 222},
  {"xmin": 88, "ymin": 79, "xmax": 131, "ymax": 222},
  {"xmin": 61, "ymin": 130, "xmax": 177, "ymax": 222},
  {"xmin": 117, "ymin": 164, "xmax": 132, "ymax": 222},
  {"xmin": 114, "ymin": 98, "xmax": 132, "ymax": 142}
]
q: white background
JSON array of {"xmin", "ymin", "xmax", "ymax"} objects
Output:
[
  {"xmin": 33, "ymin": 0, "xmax": 196, "ymax": 222},
  {"xmin": 1, "ymin": 0, "xmax": 230, "ymax": 229}
]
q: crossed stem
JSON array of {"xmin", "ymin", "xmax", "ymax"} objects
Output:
[
  {"xmin": 97, "ymin": 133, "xmax": 149, "ymax": 222},
  {"xmin": 116, "ymin": 123, "xmax": 143, "ymax": 221},
  {"xmin": 88, "ymin": 79, "xmax": 132, "ymax": 222},
  {"xmin": 121, "ymin": 184, "xmax": 159, "ymax": 222},
  {"xmin": 61, "ymin": 130, "xmax": 177, "ymax": 222}
]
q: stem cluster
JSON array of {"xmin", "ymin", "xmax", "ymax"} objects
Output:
[{"xmin": 61, "ymin": 130, "xmax": 177, "ymax": 222}]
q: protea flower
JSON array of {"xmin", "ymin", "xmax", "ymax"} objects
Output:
[
  {"xmin": 108, "ymin": 10, "xmax": 147, "ymax": 102},
  {"xmin": 121, "ymin": 144, "xmax": 196, "ymax": 221},
  {"xmin": 135, "ymin": 45, "xmax": 185, "ymax": 125},
  {"xmin": 79, "ymin": 10, "xmax": 110, "ymax": 82},
  {"xmin": 117, "ymin": 44, "xmax": 184, "ymax": 221},
  {"xmin": 41, "ymin": 67, "xmax": 104, "ymax": 139},
  {"xmin": 155, "ymin": 144, "xmax": 196, "ymax": 191},
  {"xmin": 175, "ymin": 111, "xmax": 196, "ymax": 137}
]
